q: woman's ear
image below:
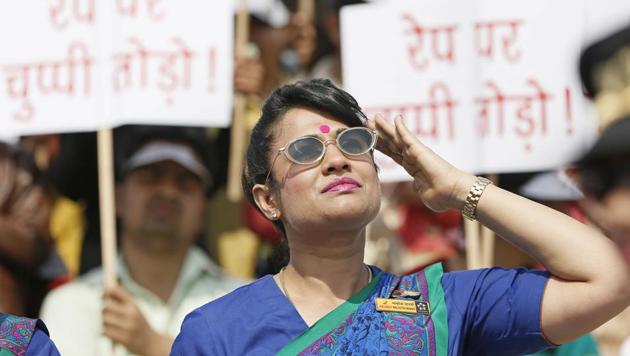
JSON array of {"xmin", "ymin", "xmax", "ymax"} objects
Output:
[{"xmin": 252, "ymin": 184, "xmax": 281, "ymax": 220}]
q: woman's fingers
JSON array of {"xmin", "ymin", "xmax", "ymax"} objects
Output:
[
  {"xmin": 394, "ymin": 116, "xmax": 448, "ymax": 173},
  {"xmin": 393, "ymin": 116, "xmax": 431, "ymax": 157},
  {"xmin": 372, "ymin": 114, "xmax": 441, "ymax": 179},
  {"xmin": 373, "ymin": 114, "xmax": 398, "ymax": 144},
  {"xmin": 372, "ymin": 114, "xmax": 405, "ymax": 161}
]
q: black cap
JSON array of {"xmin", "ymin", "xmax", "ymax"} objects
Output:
[
  {"xmin": 577, "ymin": 23, "xmax": 630, "ymax": 166},
  {"xmin": 114, "ymin": 125, "xmax": 217, "ymax": 195},
  {"xmin": 579, "ymin": 24, "xmax": 630, "ymax": 99}
]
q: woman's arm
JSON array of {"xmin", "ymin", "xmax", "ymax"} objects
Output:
[{"xmin": 370, "ymin": 114, "xmax": 630, "ymax": 344}]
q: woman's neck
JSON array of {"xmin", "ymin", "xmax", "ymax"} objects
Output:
[
  {"xmin": 276, "ymin": 229, "xmax": 371, "ymax": 326},
  {"xmin": 287, "ymin": 227, "xmax": 367, "ymax": 281}
]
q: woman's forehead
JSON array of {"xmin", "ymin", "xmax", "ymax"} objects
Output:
[{"xmin": 277, "ymin": 108, "xmax": 349, "ymax": 138}]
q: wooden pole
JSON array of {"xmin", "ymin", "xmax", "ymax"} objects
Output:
[
  {"xmin": 464, "ymin": 218, "xmax": 481, "ymax": 270},
  {"xmin": 97, "ymin": 128, "xmax": 117, "ymax": 288},
  {"xmin": 480, "ymin": 225, "xmax": 494, "ymax": 267},
  {"xmin": 481, "ymin": 174, "xmax": 499, "ymax": 267},
  {"xmin": 226, "ymin": 0, "xmax": 249, "ymax": 202},
  {"xmin": 97, "ymin": 128, "xmax": 117, "ymax": 355}
]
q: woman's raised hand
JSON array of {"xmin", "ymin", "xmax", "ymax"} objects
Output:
[{"xmin": 368, "ymin": 114, "xmax": 474, "ymax": 212}]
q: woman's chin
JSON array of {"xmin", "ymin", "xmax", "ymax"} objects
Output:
[{"xmin": 320, "ymin": 206, "xmax": 378, "ymax": 227}]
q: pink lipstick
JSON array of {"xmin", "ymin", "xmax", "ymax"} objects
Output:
[{"xmin": 321, "ymin": 177, "xmax": 361, "ymax": 193}]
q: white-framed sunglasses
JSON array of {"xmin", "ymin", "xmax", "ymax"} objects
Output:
[{"xmin": 264, "ymin": 127, "xmax": 377, "ymax": 185}]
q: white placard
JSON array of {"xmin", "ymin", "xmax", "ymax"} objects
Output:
[
  {"xmin": 0, "ymin": 0, "xmax": 234, "ymax": 139},
  {"xmin": 342, "ymin": 0, "xmax": 630, "ymax": 180}
]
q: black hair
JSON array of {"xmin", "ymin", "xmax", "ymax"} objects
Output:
[
  {"xmin": 242, "ymin": 78, "xmax": 367, "ymax": 237},
  {"xmin": 579, "ymin": 24, "xmax": 630, "ymax": 98},
  {"xmin": 114, "ymin": 125, "xmax": 218, "ymax": 196}
]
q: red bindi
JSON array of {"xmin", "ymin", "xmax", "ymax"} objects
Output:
[{"xmin": 319, "ymin": 124, "xmax": 330, "ymax": 134}]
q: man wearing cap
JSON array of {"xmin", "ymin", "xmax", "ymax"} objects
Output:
[{"xmin": 40, "ymin": 126, "xmax": 242, "ymax": 356}]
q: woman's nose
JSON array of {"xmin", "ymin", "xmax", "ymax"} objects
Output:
[{"xmin": 321, "ymin": 141, "xmax": 350, "ymax": 173}]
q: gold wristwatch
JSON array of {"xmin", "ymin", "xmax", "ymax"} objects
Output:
[{"xmin": 462, "ymin": 176, "xmax": 492, "ymax": 221}]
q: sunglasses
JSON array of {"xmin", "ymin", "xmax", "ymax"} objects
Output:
[{"xmin": 264, "ymin": 127, "xmax": 377, "ymax": 185}]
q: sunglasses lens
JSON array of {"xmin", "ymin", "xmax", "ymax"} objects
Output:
[
  {"xmin": 286, "ymin": 137, "xmax": 324, "ymax": 164},
  {"xmin": 339, "ymin": 128, "xmax": 374, "ymax": 155}
]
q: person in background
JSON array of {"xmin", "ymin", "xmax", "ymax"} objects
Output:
[
  {"xmin": 0, "ymin": 312, "xmax": 60, "ymax": 356},
  {"xmin": 0, "ymin": 142, "xmax": 68, "ymax": 318},
  {"xmin": 238, "ymin": 0, "xmax": 316, "ymax": 97},
  {"xmin": 41, "ymin": 126, "xmax": 242, "ymax": 356},
  {"xmin": 302, "ymin": 0, "xmax": 366, "ymax": 85},
  {"xmin": 211, "ymin": 0, "xmax": 316, "ymax": 280},
  {"xmin": 566, "ymin": 23, "xmax": 630, "ymax": 356},
  {"xmin": 52, "ymin": 54, "xmax": 266, "ymax": 278},
  {"xmin": 19, "ymin": 134, "xmax": 85, "ymax": 279}
]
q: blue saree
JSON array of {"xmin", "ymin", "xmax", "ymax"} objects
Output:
[
  {"xmin": 0, "ymin": 314, "xmax": 60, "ymax": 356},
  {"xmin": 172, "ymin": 264, "xmax": 551, "ymax": 355},
  {"xmin": 277, "ymin": 264, "xmax": 447, "ymax": 355}
]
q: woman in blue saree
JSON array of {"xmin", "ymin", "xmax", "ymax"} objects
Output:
[
  {"xmin": 0, "ymin": 313, "xmax": 60, "ymax": 356},
  {"xmin": 172, "ymin": 79, "xmax": 630, "ymax": 355}
]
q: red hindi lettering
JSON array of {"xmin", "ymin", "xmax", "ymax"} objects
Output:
[
  {"xmin": 112, "ymin": 37, "xmax": 150, "ymax": 91},
  {"xmin": 146, "ymin": 0, "xmax": 165, "ymax": 20},
  {"xmin": 117, "ymin": 0, "xmax": 138, "ymax": 16},
  {"xmin": 366, "ymin": 83, "xmax": 458, "ymax": 142},
  {"xmin": 49, "ymin": 0, "xmax": 95, "ymax": 30},
  {"xmin": 424, "ymin": 83, "xmax": 456, "ymax": 140},
  {"xmin": 402, "ymin": 13, "xmax": 458, "ymax": 71},
  {"xmin": 37, "ymin": 42, "xmax": 93, "ymax": 96},
  {"xmin": 474, "ymin": 79, "xmax": 552, "ymax": 150},
  {"xmin": 564, "ymin": 87, "xmax": 574, "ymax": 135},
  {"xmin": 2, "ymin": 64, "xmax": 33, "ymax": 121},
  {"xmin": 513, "ymin": 78, "xmax": 551, "ymax": 141},
  {"xmin": 474, "ymin": 19, "xmax": 523, "ymax": 62},
  {"xmin": 111, "ymin": 37, "xmax": 196, "ymax": 104},
  {"xmin": 475, "ymin": 81, "xmax": 506, "ymax": 137},
  {"xmin": 157, "ymin": 37, "xmax": 194, "ymax": 93},
  {"xmin": 1, "ymin": 42, "xmax": 94, "ymax": 122},
  {"xmin": 116, "ymin": 0, "xmax": 165, "ymax": 20}
]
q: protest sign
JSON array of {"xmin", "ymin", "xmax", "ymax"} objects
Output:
[
  {"xmin": 341, "ymin": 0, "xmax": 630, "ymax": 180},
  {"xmin": 0, "ymin": 0, "xmax": 234, "ymax": 138}
]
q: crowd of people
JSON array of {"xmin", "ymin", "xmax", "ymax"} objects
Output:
[{"xmin": 2, "ymin": 1, "xmax": 630, "ymax": 355}]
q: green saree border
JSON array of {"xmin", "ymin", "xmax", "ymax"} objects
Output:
[
  {"xmin": 277, "ymin": 272, "xmax": 383, "ymax": 356},
  {"xmin": 425, "ymin": 263, "xmax": 448, "ymax": 355}
]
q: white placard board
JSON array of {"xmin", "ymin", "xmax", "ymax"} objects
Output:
[
  {"xmin": 0, "ymin": 0, "xmax": 234, "ymax": 139},
  {"xmin": 342, "ymin": 0, "xmax": 630, "ymax": 180}
]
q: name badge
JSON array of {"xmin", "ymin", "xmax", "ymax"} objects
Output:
[
  {"xmin": 376, "ymin": 298, "xmax": 417, "ymax": 313},
  {"xmin": 375, "ymin": 298, "xmax": 431, "ymax": 315}
]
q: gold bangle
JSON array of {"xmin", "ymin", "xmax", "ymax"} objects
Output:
[{"xmin": 462, "ymin": 176, "xmax": 492, "ymax": 221}]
